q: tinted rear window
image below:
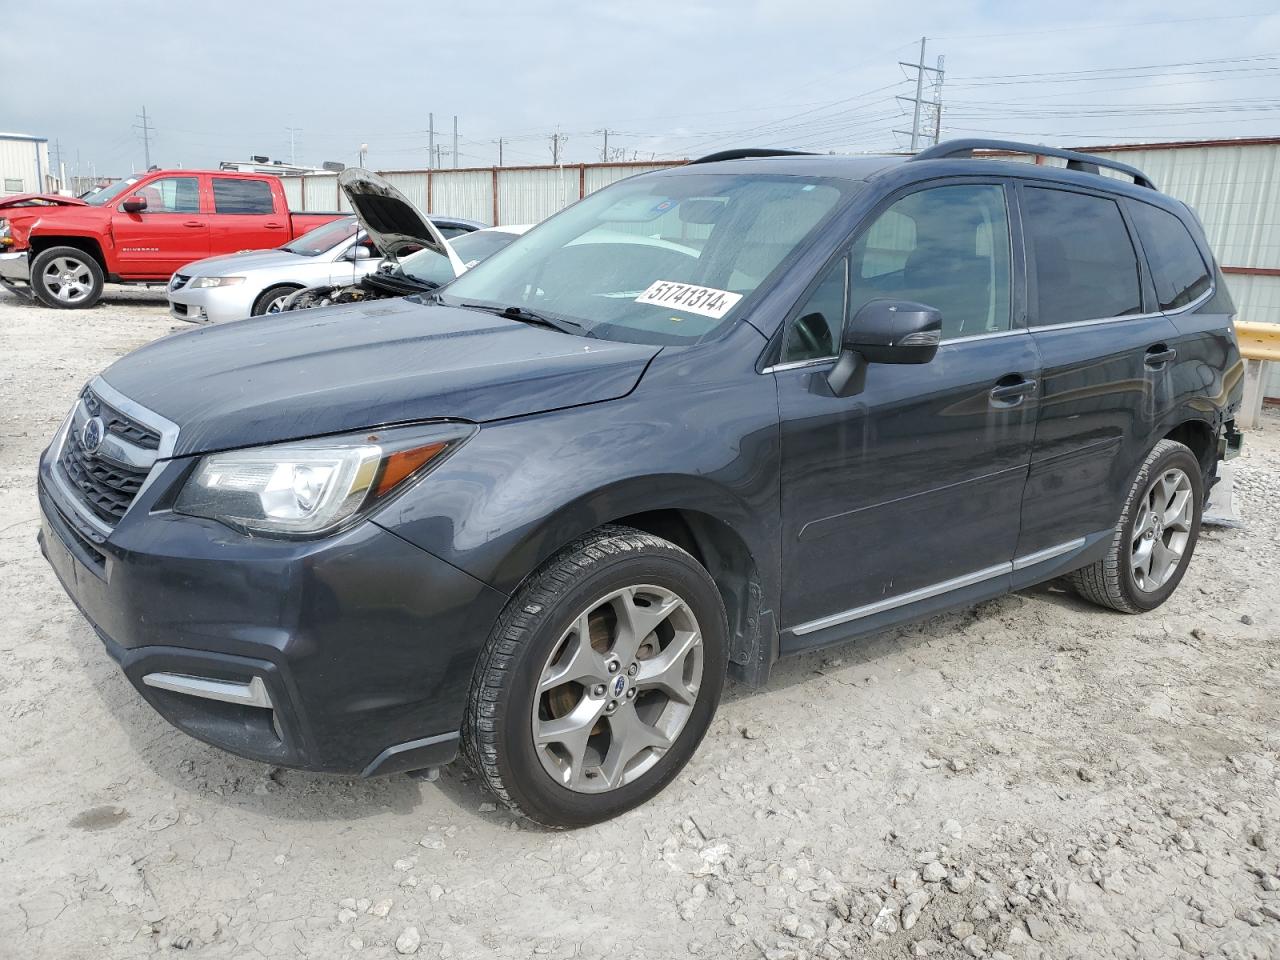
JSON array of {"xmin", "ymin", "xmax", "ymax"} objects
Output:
[
  {"xmin": 1023, "ymin": 187, "xmax": 1142, "ymax": 326},
  {"xmin": 1129, "ymin": 201, "xmax": 1211, "ymax": 310},
  {"xmin": 212, "ymin": 178, "xmax": 275, "ymax": 215}
]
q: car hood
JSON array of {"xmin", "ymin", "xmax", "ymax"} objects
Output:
[
  {"xmin": 0, "ymin": 192, "xmax": 86, "ymax": 210},
  {"xmin": 338, "ymin": 168, "xmax": 466, "ymax": 276},
  {"xmin": 99, "ymin": 297, "xmax": 659, "ymax": 456},
  {"xmin": 177, "ymin": 248, "xmax": 314, "ymax": 277}
]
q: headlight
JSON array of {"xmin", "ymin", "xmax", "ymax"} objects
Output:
[
  {"xmin": 188, "ymin": 276, "xmax": 245, "ymax": 288},
  {"xmin": 174, "ymin": 424, "xmax": 473, "ymax": 537}
]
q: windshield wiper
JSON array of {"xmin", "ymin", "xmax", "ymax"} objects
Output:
[{"xmin": 456, "ymin": 301, "xmax": 589, "ymax": 336}]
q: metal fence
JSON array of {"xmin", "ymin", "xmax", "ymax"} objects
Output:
[{"xmin": 282, "ymin": 161, "xmax": 682, "ymax": 226}]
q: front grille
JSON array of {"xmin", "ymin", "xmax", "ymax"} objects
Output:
[
  {"xmin": 170, "ymin": 273, "xmax": 190, "ymax": 291},
  {"xmin": 56, "ymin": 385, "xmax": 165, "ymax": 528},
  {"xmin": 83, "ymin": 388, "xmax": 161, "ymax": 450}
]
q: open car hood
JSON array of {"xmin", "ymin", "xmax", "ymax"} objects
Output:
[
  {"xmin": 338, "ymin": 168, "xmax": 466, "ymax": 277},
  {"xmin": 0, "ymin": 192, "xmax": 87, "ymax": 210}
]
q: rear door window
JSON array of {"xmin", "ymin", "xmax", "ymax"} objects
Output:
[
  {"xmin": 212, "ymin": 178, "xmax": 275, "ymax": 215},
  {"xmin": 1022, "ymin": 187, "xmax": 1142, "ymax": 325},
  {"xmin": 1128, "ymin": 201, "xmax": 1212, "ymax": 310}
]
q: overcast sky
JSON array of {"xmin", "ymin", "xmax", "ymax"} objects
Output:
[{"xmin": 4, "ymin": 1, "xmax": 1278, "ymax": 178}]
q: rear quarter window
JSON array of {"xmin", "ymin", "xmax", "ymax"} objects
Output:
[
  {"xmin": 212, "ymin": 178, "xmax": 275, "ymax": 215},
  {"xmin": 1128, "ymin": 201, "xmax": 1212, "ymax": 310}
]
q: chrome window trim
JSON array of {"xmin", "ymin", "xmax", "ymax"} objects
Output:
[
  {"xmin": 760, "ymin": 327, "xmax": 1032, "ymax": 374},
  {"xmin": 1028, "ymin": 285, "xmax": 1214, "ymax": 333},
  {"xmin": 789, "ymin": 536, "xmax": 1088, "ymax": 636}
]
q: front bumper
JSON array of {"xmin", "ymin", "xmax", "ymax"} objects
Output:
[
  {"xmin": 0, "ymin": 250, "xmax": 31, "ymax": 297},
  {"xmin": 168, "ymin": 281, "xmax": 259, "ymax": 324},
  {"xmin": 37, "ymin": 446, "xmax": 509, "ymax": 777}
]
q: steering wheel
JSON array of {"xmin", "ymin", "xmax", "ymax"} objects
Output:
[{"xmin": 793, "ymin": 311, "xmax": 833, "ymax": 358}]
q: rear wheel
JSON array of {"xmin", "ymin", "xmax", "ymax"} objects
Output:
[
  {"xmin": 31, "ymin": 246, "xmax": 104, "ymax": 309},
  {"xmin": 463, "ymin": 525, "xmax": 727, "ymax": 828},
  {"xmin": 1070, "ymin": 439, "xmax": 1203, "ymax": 613},
  {"xmin": 252, "ymin": 284, "xmax": 301, "ymax": 316}
]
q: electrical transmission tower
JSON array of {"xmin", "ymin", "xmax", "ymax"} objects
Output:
[
  {"xmin": 134, "ymin": 106, "xmax": 155, "ymax": 169},
  {"xmin": 894, "ymin": 38, "xmax": 945, "ymax": 152}
]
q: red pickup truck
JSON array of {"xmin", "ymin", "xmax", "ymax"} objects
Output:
[{"xmin": 0, "ymin": 170, "xmax": 341, "ymax": 309}]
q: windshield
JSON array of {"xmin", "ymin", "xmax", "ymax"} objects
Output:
[
  {"xmin": 440, "ymin": 172, "xmax": 853, "ymax": 344},
  {"xmin": 400, "ymin": 229, "xmax": 522, "ymax": 286},
  {"xmin": 82, "ymin": 177, "xmax": 141, "ymax": 206},
  {"xmin": 282, "ymin": 216, "xmax": 360, "ymax": 257}
]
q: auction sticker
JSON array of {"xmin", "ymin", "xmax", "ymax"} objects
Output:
[{"xmin": 635, "ymin": 280, "xmax": 743, "ymax": 320}]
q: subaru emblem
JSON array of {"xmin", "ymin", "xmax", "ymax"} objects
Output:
[
  {"xmin": 612, "ymin": 675, "xmax": 626, "ymax": 698},
  {"xmin": 81, "ymin": 416, "xmax": 106, "ymax": 456}
]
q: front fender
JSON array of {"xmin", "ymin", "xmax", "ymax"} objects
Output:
[{"xmin": 373, "ymin": 339, "xmax": 781, "ymax": 605}]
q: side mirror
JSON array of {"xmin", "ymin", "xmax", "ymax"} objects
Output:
[
  {"xmin": 827, "ymin": 299, "xmax": 942, "ymax": 397},
  {"xmin": 122, "ymin": 196, "xmax": 147, "ymax": 213},
  {"xmin": 345, "ymin": 245, "xmax": 375, "ymax": 261}
]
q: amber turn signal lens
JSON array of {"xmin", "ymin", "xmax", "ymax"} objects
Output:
[{"xmin": 374, "ymin": 441, "xmax": 449, "ymax": 497}]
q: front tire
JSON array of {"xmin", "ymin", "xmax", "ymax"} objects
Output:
[
  {"xmin": 31, "ymin": 246, "xmax": 104, "ymax": 309},
  {"xmin": 1070, "ymin": 439, "xmax": 1203, "ymax": 613},
  {"xmin": 252, "ymin": 284, "xmax": 300, "ymax": 316},
  {"xmin": 463, "ymin": 525, "xmax": 727, "ymax": 828}
]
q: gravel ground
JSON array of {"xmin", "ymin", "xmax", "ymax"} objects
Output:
[{"xmin": 2, "ymin": 287, "xmax": 1278, "ymax": 960}]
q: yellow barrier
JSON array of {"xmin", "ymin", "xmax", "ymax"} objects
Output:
[{"xmin": 1235, "ymin": 321, "xmax": 1280, "ymax": 362}]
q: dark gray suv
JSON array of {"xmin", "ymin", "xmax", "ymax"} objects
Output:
[{"xmin": 38, "ymin": 139, "xmax": 1244, "ymax": 827}]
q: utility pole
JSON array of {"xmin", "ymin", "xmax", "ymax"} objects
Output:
[
  {"xmin": 596, "ymin": 129, "xmax": 609, "ymax": 162},
  {"xmin": 932, "ymin": 55, "xmax": 945, "ymax": 144},
  {"xmin": 894, "ymin": 38, "xmax": 943, "ymax": 152},
  {"xmin": 286, "ymin": 126, "xmax": 301, "ymax": 166},
  {"xmin": 452, "ymin": 115, "xmax": 458, "ymax": 168},
  {"xmin": 496, "ymin": 138, "xmax": 504, "ymax": 166},
  {"xmin": 135, "ymin": 105, "xmax": 155, "ymax": 169},
  {"xmin": 549, "ymin": 129, "xmax": 566, "ymax": 165},
  {"xmin": 428, "ymin": 113, "xmax": 435, "ymax": 170}
]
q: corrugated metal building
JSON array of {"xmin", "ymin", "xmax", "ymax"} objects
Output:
[{"xmin": 0, "ymin": 132, "xmax": 51, "ymax": 197}]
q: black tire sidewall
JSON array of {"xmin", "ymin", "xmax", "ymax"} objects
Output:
[
  {"xmin": 1117, "ymin": 445, "xmax": 1203, "ymax": 612},
  {"xmin": 252, "ymin": 284, "xmax": 299, "ymax": 316},
  {"xmin": 496, "ymin": 551, "xmax": 727, "ymax": 828},
  {"xmin": 31, "ymin": 247, "xmax": 104, "ymax": 309}
]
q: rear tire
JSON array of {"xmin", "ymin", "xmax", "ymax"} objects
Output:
[
  {"xmin": 252, "ymin": 284, "xmax": 300, "ymax": 316},
  {"xmin": 31, "ymin": 246, "xmax": 104, "ymax": 309},
  {"xmin": 463, "ymin": 525, "xmax": 727, "ymax": 828},
  {"xmin": 1070, "ymin": 439, "xmax": 1203, "ymax": 613}
]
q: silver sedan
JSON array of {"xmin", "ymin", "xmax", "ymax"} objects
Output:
[{"xmin": 167, "ymin": 215, "xmax": 483, "ymax": 324}]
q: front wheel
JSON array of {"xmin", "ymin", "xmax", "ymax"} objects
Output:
[
  {"xmin": 1070, "ymin": 439, "xmax": 1203, "ymax": 613},
  {"xmin": 252, "ymin": 284, "xmax": 301, "ymax": 316},
  {"xmin": 463, "ymin": 526, "xmax": 727, "ymax": 828},
  {"xmin": 30, "ymin": 246, "xmax": 104, "ymax": 309}
]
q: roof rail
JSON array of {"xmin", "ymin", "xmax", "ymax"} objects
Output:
[
  {"xmin": 688, "ymin": 148, "xmax": 817, "ymax": 165},
  {"xmin": 909, "ymin": 138, "xmax": 1157, "ymax": 190}
]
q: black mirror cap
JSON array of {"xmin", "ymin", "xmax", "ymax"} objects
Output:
[
  {"xmin": 122, "ymin": 197, "xmax": 147, "ymax": 213},
  {"xmin": 845, "ymin": 298, "xmax": 942, "ymax": 365}
]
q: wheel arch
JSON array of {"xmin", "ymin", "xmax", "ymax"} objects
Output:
[
  {"xmin": 1163, "ymin": 418, "xmax": 1215, "ymax": 478},
  {"xmin": 474, "ymin": 477, "xmax": 779, "ymax": 688},
  {"xmin": 28, "ymin": 235, "xmax": 108, "ymax": 274}
]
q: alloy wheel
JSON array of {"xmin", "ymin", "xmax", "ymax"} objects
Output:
[
  {"xmin": 532, "ymin": 584, "xmax": 703, "ymax": 793},
  {"xmin": 1130, "ymin": 467, "xmax": 1194, "ymax": 592},
  {"xmin": 43, "ymin": 256, "xmax": 94, "ymax": 304}
]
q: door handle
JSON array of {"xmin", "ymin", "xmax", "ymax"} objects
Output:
[
  {"xmin": 264, "ymin": 221, "xmax": 284, "ymax": 229},
  {"xmin": 1145, "ymin": 345, "xmax": 1177, "ymax": 368},
  {"xmin": 990, "ymin": 377, "xmax": 1038, "ymax": 404},
  {"xmin": 182, "ymin": 220, "xmax": 204, "ymax": 228}
]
